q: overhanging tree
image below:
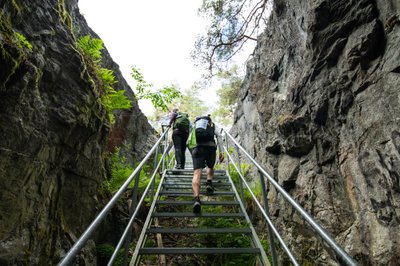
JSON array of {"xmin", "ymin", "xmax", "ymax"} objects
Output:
[{"xmin": 192, "ymin": 0, "xmax": 270, "ymax": 75}]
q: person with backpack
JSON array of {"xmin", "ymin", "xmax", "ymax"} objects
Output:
[
  {"xmin": 191, "ymin": 114, "xmax": 224, "ymax": 213},
  {"xmin": 168, "ymin": 108, "xmax": 190, "ymax": 169}
]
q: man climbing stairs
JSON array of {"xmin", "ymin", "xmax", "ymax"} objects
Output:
[{"xmin": 129, "ymin": 160, "xmax": 270, "ymax": 265}]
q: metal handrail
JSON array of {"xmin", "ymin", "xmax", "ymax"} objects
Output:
[
  {"xmin": 224, "ymin": 148, "xmax": 299, "ymax": 266},
  {"xmin": 222, "ymin": 129, "xmax": 357, "ymax": 266},
  {"xmin": 108, "ymin": 143, "xmax": 173, "ymax": 265},
  {"xmin": 223, "ymin": 161, "xmax": 270, "ymax": 265},
  {"xmin": 58, "ymin": 127, "xmax": 171, "ymax": 266},
  {"xmin": 59, "ymin": 125, "xmax": 357, "ymax": 265}
]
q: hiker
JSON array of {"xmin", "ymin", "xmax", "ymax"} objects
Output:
[
  {"xmin": 191, "ymin": 114, "xmax": 224, "ymax": 213},
  {"xmin": 168, "ymin": 108, "xmax": 190, "ymax": 169}
]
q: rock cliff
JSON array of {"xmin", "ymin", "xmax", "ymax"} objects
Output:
[
  {"xmin": 232, "ymin": 0, "xmax": 400, "ymax": 265},
  {"xmin": 0, "ymin": 0, "xmax": 155, "ymax": 264}
]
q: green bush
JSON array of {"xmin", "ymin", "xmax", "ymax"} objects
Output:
[
  {"xmin": 103, "ymin": 148, "xmax": 134, "ymax": 193},
  {"xmin": 96, "ymin": 243, "xmax": 124, "ymax": 266},
  {"xmin": 103, "ymin": 149, "xmax": 159, "ymax": 196}
]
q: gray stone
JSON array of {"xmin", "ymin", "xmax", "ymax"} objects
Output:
[
  {"xmin": 232, "ymin": 0, "xmax": 400, "ymax": 264},
  {"xmin": 0, "ymin": 0, "xmax": 155, "ymax": 264}
]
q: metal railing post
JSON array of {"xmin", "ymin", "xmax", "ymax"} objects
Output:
[
  {"xmin": 162, "ymin": 130, "xmax": 168, "ymax": 172},
  {"xmin": 224, "ymin": 132, "xmax": 230, "ymax": 177},
  {"xmin": 149, "ymin": 146, "xmax": 159, "ymax": 203},
  {"xmin": 235, "ymin": 145, "xmax": 245, "ymax": 202},
  {"xmin": 122, "ymin": 170, "xmax": 141, "ymax": 266},
  {"xmin": 259, "ymin": 170, "xmax": 278, "ymax": 266},
  {"xmin": 224, "ymin": 148, "xmax": 299, "ymax": 265},
  {"xmin": 222, "ymin": 129, "xmax": 357, "ymax": 266},
  {"xmin": 58, "ymin": 128, "xmax": 169, "ymax": 266}
]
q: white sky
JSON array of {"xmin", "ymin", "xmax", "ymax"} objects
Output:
[{"xmin": 78, "ymin": 0, "xmax": 210, "ymax": 115}]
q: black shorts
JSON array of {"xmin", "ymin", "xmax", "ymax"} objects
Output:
[{"xmin": 192, "ymin": 146, "xmax": 217, "ymax": 170}]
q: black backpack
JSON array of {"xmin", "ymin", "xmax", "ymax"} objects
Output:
[{"xmin": 195, "ymin": 116, "xmax": 215, "ymax": 142}]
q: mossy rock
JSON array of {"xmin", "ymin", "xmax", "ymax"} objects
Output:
[{"xmin": 0, "ymin": 13, "xmax": 27, "ymax": 90}]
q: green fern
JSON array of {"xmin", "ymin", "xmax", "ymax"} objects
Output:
[
  {"xmin": 77, "ymin": 35, "xmax": 103, "ymax": 62},
  {"xmin": 97, "ymin": 67, "xmax": 116, "ymax": 91},
  {"xmin": 77, "ymin": 35, "xmax": 132, "ymax": 122}
]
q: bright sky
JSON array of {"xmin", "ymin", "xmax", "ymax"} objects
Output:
[{"xmin": 78, "ymin": 0, "xmax": 209, "ymax": 116}]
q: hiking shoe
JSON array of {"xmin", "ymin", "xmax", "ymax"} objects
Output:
[
  {"xmin": 193, "ymin": 198, "xmax": 201, "ymax": 214},
  {"xmin": 206, "ymin": 183, "xmax": 215, "ymax": 194}
]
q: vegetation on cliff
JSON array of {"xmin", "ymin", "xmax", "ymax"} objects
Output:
[{"xmin": 77, "ymin": 35, "xmax": 131, "ymax": 123}]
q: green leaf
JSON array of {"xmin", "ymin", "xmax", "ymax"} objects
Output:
[{"xmin": 78, "ymin": 36, "xmax": 131, "ymax": 123}]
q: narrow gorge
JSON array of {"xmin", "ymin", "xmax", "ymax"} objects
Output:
[{"xmin": 0, "ymin": 0, "xmax": 399, "ymax": 265}]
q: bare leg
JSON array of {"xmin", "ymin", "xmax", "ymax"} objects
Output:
[
  {"xmin": 192, "ymin": 168, "xmax": 202, "ymax": 197},
  {"xmin": 206, "ymin": 167, "xmax": 214, "ymax": 182}
]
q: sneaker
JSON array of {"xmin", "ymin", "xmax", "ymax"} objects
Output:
[
  {"xmin": 193, "ymin": 197, "xmax": 201, "ymax": 214},
  {"xmin": 206, "ymin": 182, "xmax": 214, "ymax": 194}
]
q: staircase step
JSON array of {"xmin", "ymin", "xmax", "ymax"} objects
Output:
[
  {"xmin": 156, "ymin": 200, "xmax": 239, "ymax": 206},
  {"xmin": 166, "ymin": 169, "xmax": 226, "ymax": 174},
  {"xmin": 146, "ymin": 227, "xmax": 252, "ymax": 234},
  {"xmin": 139, "ymin": 247, "xmax": 260, "ymax": 255},
  {"xmin": 163, "ymin": 183, "xmax": 231, "ymax": 188},
  {"xmin": 159, "ymin": 191, "xmax": 235, "ymax": 196},
  {"xmin": 152, "ymin": 212, "xmax": 244, "ymax": 218},
  {"xmin": 161, "ymin": 189, "xmax": 232, "ymax": 194},
  {"xmin": 165, "ymin": 175, "xmax": 227, "ymax": 179}
]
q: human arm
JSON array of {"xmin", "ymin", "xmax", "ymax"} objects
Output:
[
  {"xmin": 214, "ymin": 125, "xmax": 225, "ymax": 162},
  {"xmin": 168, "ymin": 112, "xmax": 177, "ymax": 127}
]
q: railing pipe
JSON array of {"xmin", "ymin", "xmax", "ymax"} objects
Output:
[
  {"xmin": 235, "ymin": 145, "xmax": 245, "ymax": 201},
  {"xmin": 149, "ymin": 145, "xmax": 159, "ymax": 203},
  {"xmin": 162, "ymin": 127, "xmax": 169, "ymax": 172},
  {"xmin": 123, "ymin": 171, "xmax": 140, "ymax": 266},
  {"xmin": 224, "ymin": 148, "xmax": 299, "ymax": 266},
  {"xmin": 224, "ymin": 168, "xmax": 269, "ymax": 264},
  {"xmin": 223, "ymin": 129, "xmax": 357, "ymax": 266},
  {"xmin": 224, "ymin": 134, "xmax": 230, "ymax": 176},
  {"xmin": 58, "ymin": 128, "xmax": 170, "ymax": 266},
  {"xmin": 259, "ymin": 170, "xmax": 278, "ymax": 266},
  {"xmin": 107, "ymin": 147, "xmax": 169, "ymax": 265}
]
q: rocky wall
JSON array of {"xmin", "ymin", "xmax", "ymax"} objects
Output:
[
  {"xmin": 232, "ymin": 0, "xmax": 400, "ymax": 265},
  {"xmin": 0, "ymin": 0, "xmax": 155, "ymax": 264}
]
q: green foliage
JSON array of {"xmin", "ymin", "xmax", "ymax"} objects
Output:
[
  {"xmin": 104, "ymin": 148, "xmax": 159, "ymax": 196},
  {"xmin": 197, "ymin": 218, "xmax": 257, "ymax": 265},
  {"xmin": 148, "ymin": 83, "xmax": 209, "ymax": 132},
  {"xmin": 193, "ymin": 0, "xmax": 269, "ymax": 74},
  {"xmin": 77, "ymin": 35, "xmax": 103, "ymax": 62},
  {"xmin": 0, "ymin": 13, "xmax": 30, "ymax": 88},
  {"xmin": 106, "ymin": 90, "xmax": 132, "ymax": 110},
  {"xmin": 96, "ymin": 244, "xmax": 124, "ymax": 266},
  {"xmin": 174, "ymin": 83, "xmax": 209, "ymax": 118},
  {"xmin": 228, "ymin": 162, "xmax": 262, "ymax": 203},
  {"xmin": 77, "ymin": 35, "xmax": 132, "ymax": 122},
  {"xmin": 212, "ymin": 65, "xmax": 243, "ymax": 126},
  {"xmin": 15, "ymin": 32, "xmax": 32, "ymax": 51},
  {"xmin": 104, "ymin": 148, "xmax": 134, "ymax": 193},
  {"xmin": 97, "ymin": 67, "xmax": 116, "ymax": 91},
  {"xmin": 131, "ymin": 66, "xmax": 182, "ymax": 111}
]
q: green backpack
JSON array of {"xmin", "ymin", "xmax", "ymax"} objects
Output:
[{"xmin": 174, "ymin": 112, "xmax": 190, "ymax": 131}]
